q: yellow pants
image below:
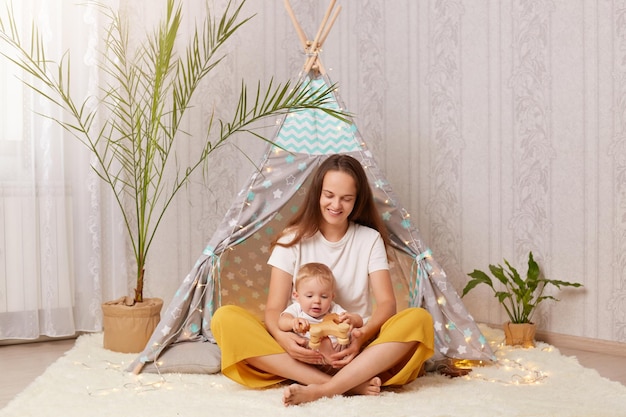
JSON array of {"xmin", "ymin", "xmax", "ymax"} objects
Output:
[{"xmin": 211, "ymin": 305, "xmax": 435, "ymax": 388}]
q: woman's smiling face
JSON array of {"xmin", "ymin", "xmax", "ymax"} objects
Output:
[{"xmin": 319, "ymin": 170, "xmax": 356, "ymax": 230}]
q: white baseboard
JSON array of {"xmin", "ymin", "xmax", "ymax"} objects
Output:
[
  {"xmin": 535, "ymin": 329, "xmax": 626, "ymax": 358},
  {"xmin": 0, "ymin": 334, "xmax": 79, "ymax": 346}
]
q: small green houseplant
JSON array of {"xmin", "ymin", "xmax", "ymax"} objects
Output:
[
  {"xmin": 462, "ymin": 251, "xmax": 582, "ymax": 347},
  {"xmin": 0, "ymin": 0, "xmax": 345, "ymax": 352}
]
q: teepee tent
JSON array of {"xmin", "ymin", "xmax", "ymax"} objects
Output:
[{"xmin": 130, "ymin": 0, "xmax": 494, "ymax": 374}]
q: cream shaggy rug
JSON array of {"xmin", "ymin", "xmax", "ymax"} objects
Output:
[{"xmin": 1, "ymin": 325, "xmax": 625, "ymax": 417}]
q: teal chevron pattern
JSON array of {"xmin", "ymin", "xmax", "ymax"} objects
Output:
[{"xmin": 274, "ymin": 79, "xmax": 361, "ymax": 155}]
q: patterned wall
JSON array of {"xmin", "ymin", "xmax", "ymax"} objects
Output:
[{"xmin": 135, "ymin": 0, "xmax": 625, "ymax": 344}]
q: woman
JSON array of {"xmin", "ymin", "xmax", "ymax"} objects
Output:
[{"xmin": 211, "ymin": 154, "xmax": 434, "ymax": 406}]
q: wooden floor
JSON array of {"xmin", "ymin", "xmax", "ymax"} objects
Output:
[{"xmin": 1, "ymin": 338, "xmax": 625, "ymax": 410}]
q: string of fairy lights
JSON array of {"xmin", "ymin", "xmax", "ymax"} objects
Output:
[
  {"xmin": 75, "ymin": 332, "xmax": 550, "ymax": 398},
  {"xmin": 456, "ymin": 334, "xmax": 552, "ymax": 385},
  {"xmin": 125, "ymin": 77, "xmax": 544, "ymax": 389},
  {"xmin": 133, "ymin": 74, "xmax": 520, "ymax": 381},
  {"xmin": 469, "ymin": 356, "xmax": 549, "ymax": 385}
]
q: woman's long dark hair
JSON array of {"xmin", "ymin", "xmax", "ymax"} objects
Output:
[{"xmin": 272, "ymin": 154, "xmax": 390, "ymax": 249}]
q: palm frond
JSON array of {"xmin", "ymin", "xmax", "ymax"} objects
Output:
[{"xmin": 0, "ymin": 0, "xmax": 349, "ymax": 302}]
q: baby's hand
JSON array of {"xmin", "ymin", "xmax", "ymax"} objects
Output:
[
  {"xmin": 337, "ymin": 313, "xmax": 351, "ymax": 324},
  {"xmin": 293, "ymin": 318, "xmax": 310, "ymax": 334},
  {"xmin": 337, "ymin": 312, "xmax": 363, "ymax": 330}
]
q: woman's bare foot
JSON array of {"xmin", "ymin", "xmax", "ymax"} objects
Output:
[
  {"xmin": 346, "ymin": 376, "xmax": 381, "ymax": 396},
  {"xmin": 282, "ymin": 377, "xmax": 381, "ymax": 406},
  {"xmin": 283, "ymin": 383, "xmax": 325, "ymax": 406}
]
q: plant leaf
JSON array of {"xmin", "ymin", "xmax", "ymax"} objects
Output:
[
  {"xmin": 462, "ymin": 270, "xmax": 495, "ymax": 297},
  {"xmin": 488, "ymin": 264, "xmax": 509, "ymax": 286}
]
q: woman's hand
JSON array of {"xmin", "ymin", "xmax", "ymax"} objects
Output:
[
  {"xmin": 274, "ymin": 329, "xmax": 323, "ymax": 365},
  {"xmin": 327, "ymin": 326, "xmax": 367, "ymax": 368}
]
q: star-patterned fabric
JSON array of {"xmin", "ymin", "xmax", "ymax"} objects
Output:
[{"xmin": 129, "ymin": 75, "xmax": 495, "ymax": 372}]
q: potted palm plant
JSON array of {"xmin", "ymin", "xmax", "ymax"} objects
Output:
[
  {"xmin": 0, "ymin": 0, "xmax": 345, "ymax": 352},
  {"xmin": 462, "ymin": 251, "xmax": 582, "ymax": 347}
]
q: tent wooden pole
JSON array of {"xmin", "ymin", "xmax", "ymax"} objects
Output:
[
  {"xmin": 318, "ymin": 5, "xmax": 341, "ymax": 48},
  {"xmin": 315, "ymin": 58, "xmax": 327, "ymax": 76},
  {"xmin": 302, "ymin": 54, "xmax": 317, "ymax": 76},
  {"xmin": 303, "ymin": 0, "xmax": 338, "ymax": 75},
  {"xmin": 313, "ymin": 4, "xmax": 340, "ymax": 76},
  {"xmin": 284, "ymin": 0, "xmax": 341, "ymax": 76},
  {"xmin": 283, "ymin": 0, "xmax": 308, "ymax": 50},
  {"xmin": 132, "ymin": 362, "xmax": 144, "ymax": 374},
  {"xmin": 310, "ymin": 0, "xmax": 336, "ymax": 50}
]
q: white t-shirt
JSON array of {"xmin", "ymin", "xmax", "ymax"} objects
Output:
[{"xmin": 267, "ymin": 222, "xmax": 389, "ymax": 323}]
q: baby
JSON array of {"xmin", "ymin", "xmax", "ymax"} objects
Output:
[{"xmin": 278, "ymin": 262, "xmax": 363, "ymax": 363}]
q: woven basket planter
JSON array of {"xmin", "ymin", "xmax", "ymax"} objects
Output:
[
  {"xmin": 503, "ymin": 322, "xmax": 536, "ymax": 348},
  {"xmin": 102, "ymin": 297, "xmax": 163, "ymax": 353}
]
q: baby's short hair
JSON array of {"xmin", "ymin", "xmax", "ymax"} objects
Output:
[{"xmin": 295, "ymin": 262, "xmax": 335, "ymax": 291}]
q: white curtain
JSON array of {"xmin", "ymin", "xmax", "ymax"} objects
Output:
[{"xmin": 0, "ymin": 0, "xmax": 126, "ymax": 340}]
